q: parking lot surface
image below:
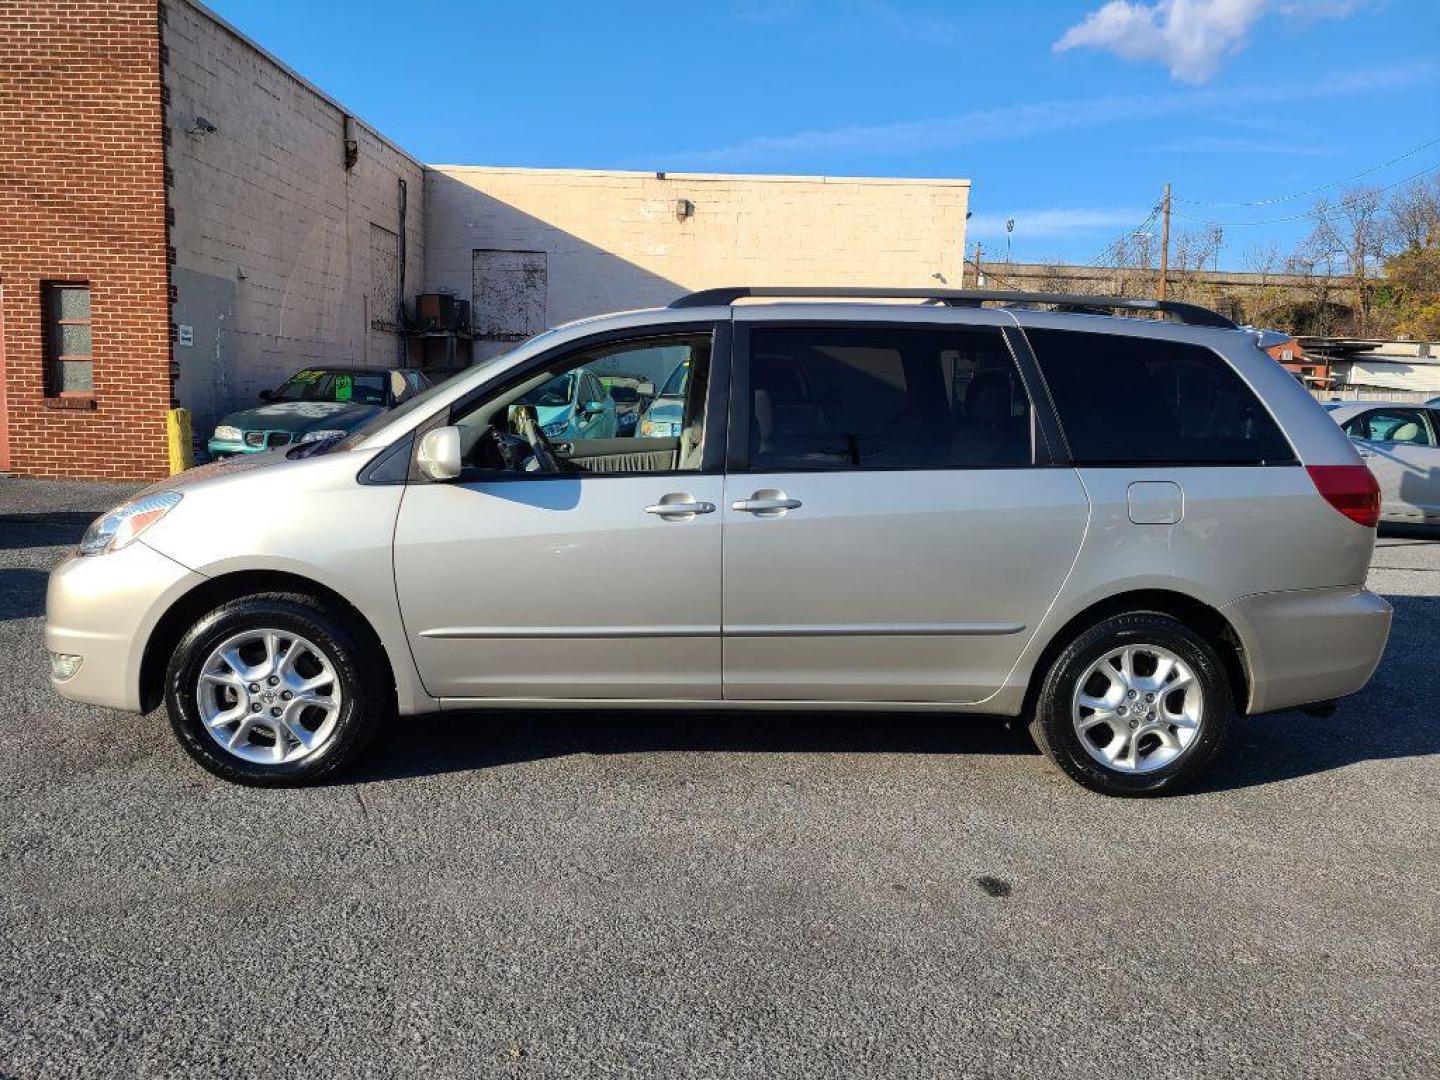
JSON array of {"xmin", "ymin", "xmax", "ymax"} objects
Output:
[{"xmin": 2, "ymin": 477, "xmax": 1436, "ymax": 1079}]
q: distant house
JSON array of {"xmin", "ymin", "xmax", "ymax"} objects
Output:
[
  {"xmin": 1262, "ymin": 335, "xmax": 1335, "ymax": 389},
  {"xmin": 1299, "ymin": 338, "xmax": 1440, "ymax": 397}
]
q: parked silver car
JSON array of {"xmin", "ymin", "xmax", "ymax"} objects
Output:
[
  {"xmin": 1329, "ymin": 400, "xmax": 1440, "ymax": 527},
  {"xmin": 47, "ymin": 288, "xmax": 1392, "ymax": 796}
]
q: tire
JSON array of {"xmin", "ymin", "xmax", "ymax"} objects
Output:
[
  {"xmin": 1028, "ymin": 612, "xmax": 1232, "ymax": 797},
  {"xmin": 164, "ymin": 592, "xmax": 390, "ymax": 786}
]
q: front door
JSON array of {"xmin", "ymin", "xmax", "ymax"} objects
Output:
[
  {"xmin": 394, "ymin": 329, "xmax": 724, "ymax": 699},
  {"xmin": 721, "ymin": 319, "xmax": 1088, "ymax": 703}
]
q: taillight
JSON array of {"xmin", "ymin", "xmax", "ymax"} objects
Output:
[{"xmin": 1307, "ymin": 464, "xmax": 1380, "ymax": 528}]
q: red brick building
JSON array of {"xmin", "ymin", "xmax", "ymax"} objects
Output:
[{"xmin": 0, "ymin": 0, "xmax": 172, "ymax": 478}]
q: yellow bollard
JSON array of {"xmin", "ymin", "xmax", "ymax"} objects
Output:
[{"xmin": 167, "ymin": 408, "xmax": 194, "ymax": 475}]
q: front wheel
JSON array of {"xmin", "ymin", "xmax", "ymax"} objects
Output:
[
  {"xmin": 164, "ymin": 592, "xmax": 389, "ymax": 786},
  {"xmin": 1029, "ymin": 612, "xmax": 1232, "ymax": 796}
]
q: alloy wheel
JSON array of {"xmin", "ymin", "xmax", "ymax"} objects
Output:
[
  {"xmin": 195, "ymin": 628, "xmax": 343, "ymax": 765},
  {"xmin": 1071, "ymin": 643, "xmax": 1204, "ymax": 774}
]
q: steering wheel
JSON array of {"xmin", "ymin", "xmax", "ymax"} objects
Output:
[{"xmin": 509, "ymin": 404, "xmax": 562, "ymax": 473}]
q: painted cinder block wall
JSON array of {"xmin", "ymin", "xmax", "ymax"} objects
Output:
[
  {"xmin": 165, "ymin": 0, "xmax": 424, "ymax": 437},
  {"xmin": 0, "ymin": 0, "xmax": 172, "ymax": 479},
  {"xmin": 424, "ymin": 166, "xmax": 972, "ymax": 358}
]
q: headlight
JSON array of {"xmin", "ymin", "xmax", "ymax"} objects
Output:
[
  {"xmin": 299, "ymin": 429, "xmax": 348, "ymax": 443},
  {"xmin": 213, "ymin": 425, "xmax": 242, "ymax": 441},
  {"xmin": 541, "ymin": 420, "xmax": 569, "ymax": 438},
  {"xmin": 78, "ymin": 491, "xmax": 182, "ymax": 556}
]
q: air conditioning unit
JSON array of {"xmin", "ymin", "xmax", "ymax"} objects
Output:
[{"xmin": 414, "ymin": 293, "xmax": 471, "ymax": 332}]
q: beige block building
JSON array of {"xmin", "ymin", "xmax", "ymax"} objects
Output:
[{"xmin": 425, "ymin": 167, "xmax": 972, "ymax": 359}]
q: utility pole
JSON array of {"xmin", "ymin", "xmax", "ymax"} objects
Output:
[
  {"xmin": 1157, "ymin": 182, "xmax": 1172, "ymax": 302},
  {"xmin": 973, "ymin": 241, "xmax": 985, "ymax": 287}
]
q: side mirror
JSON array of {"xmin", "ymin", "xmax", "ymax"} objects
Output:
[
  {"xmin": 416, "ymin": 425, "xmax": 463, "ymax": 482},
  {"xmin": 258, "ymin": 388, "xmax": 274, "ymax": 401}
]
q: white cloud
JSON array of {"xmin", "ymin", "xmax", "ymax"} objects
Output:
[
  {"xmin": 659, "ymin": 63, "xmax": 1434, "ymax": 167},
  {"xmin": 969, "ymin": 209, "xmax": 1146, "ymax": 238},
  {"xmin": 1053, "ymin": 0, "xmax": 1370, "ymax": 83},
  {"xmin": 1157, "ymin": 134, "xmax": 1338, "ymax": 154}
]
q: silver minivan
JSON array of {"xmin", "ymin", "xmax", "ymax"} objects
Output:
[{"xmin": 46, "ymin": 288, "xmax": 1393, "ymax": 796}]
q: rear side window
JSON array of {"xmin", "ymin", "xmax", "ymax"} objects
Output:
[
  {"xmin": 1342, "ymin": 408, "xmax": 1434, "ymax": 446},
  {"xmin": 1026, "ymin": 329, "xmax": 1294, "ymax": 465},
  {"xmin": 746, "ymin": 326, "xmax": 1032, "ymax": 470}
]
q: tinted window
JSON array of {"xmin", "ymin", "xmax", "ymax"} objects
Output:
[
  {"xmin": 1343, "ymin": 409, "xmax": 1434, "ymax": 446},
  {"xmin": 747, "ymin": 326, "xmax": 1032, "ymax": 470},
  {"xmin": 1027, "ymin": 330, "xmax": 1294, "ymax": 465}
]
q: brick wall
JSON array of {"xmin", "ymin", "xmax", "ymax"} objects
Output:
[
  {"xmin": 165, "ymin": 0, "xmax": 425, "ymax": 434},
  {"xmin": 0, "ymin": 0, "xmax": 172, "ymax": 480}
]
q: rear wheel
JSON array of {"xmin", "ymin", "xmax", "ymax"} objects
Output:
[
  {"xmin": 1029, "ymin": 612, "xmax": 1231, "ymax": 796},
  {"xmin": 164, "ymin": 592, "xmax": 388, "ymax": 786}
]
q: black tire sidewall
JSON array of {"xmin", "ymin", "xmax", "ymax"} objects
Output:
[
  {"xmin": 1031, "ymin": 612, "xmax": 1232, "ymax": 796},
  {"xmin": 165, "ymin": 594, "xmax": 384, "ymax": 786}
]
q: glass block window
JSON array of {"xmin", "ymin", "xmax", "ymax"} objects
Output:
[{"xmin": 43, "ymin": 283, "xmax": 93, "ymax": 394}]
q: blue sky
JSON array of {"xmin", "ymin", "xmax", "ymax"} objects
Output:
[{"xmin": 204, "ymin": 0, "xmax": 1439, "ymax": 269}]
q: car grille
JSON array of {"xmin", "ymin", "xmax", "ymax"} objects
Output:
[{"xmin": 242, "ymin": 430, "xmax": 294, "ymax": 450}]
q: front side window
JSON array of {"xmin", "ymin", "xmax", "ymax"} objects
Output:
[
  {"xmin": 746, "ymin": 326, "xmax": 1032, "ymax": 471},
  {"xmin": 1343, "ymin": 409, "xmax": 1434, "ymax": 446},
  {"xmin": 454, "ymin": 333, "xmax": 713, "ymax": 475},
  {"xmin": 1027, "ymin": 329, "xmax": 1295, "ymax": 466},
  {"xmin": 43, "ymin": 283, "xmax": 92, "ymax": 395}
]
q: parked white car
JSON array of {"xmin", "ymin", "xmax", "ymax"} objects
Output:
[{"xmin": 1330, "ymin": 400, "xmax": 1440, "ymax": 526}]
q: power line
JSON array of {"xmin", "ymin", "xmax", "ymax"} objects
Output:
[
  {"xmin": 1169, "ymin": 160, "xmax": 1440, "ymax": 228},
  {"xmin": 1172, "ymin": 134, "xmax": 1440, "ymax": 208},
  {"xmin": 1085, "ymin": 202, "xmax": 1162, "ymax": 268}
]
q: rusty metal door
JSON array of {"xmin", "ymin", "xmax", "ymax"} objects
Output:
[
  {"xmin": 368, "ymin": 223, "xmax": 401, "ymax": 365},
  {"xmin": 473, "ymin": 249, "xmax": 547, "ymax": 354}
]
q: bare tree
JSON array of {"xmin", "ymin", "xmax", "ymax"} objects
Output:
[
  {"xmin": 1381, "ymin": 172, "xmax": 1440, "ymax": 339},
  {"xmin": 1306, "ymin": 186, "xmax": 1387, "ymax": 335},
  {"xmin": 1387, "ymin": 174, "xmax": 1440, "ymax": 252}
]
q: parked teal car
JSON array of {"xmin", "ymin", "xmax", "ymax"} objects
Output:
[
  {"xmin": 517, "ymin": 368, "xmax": 617, "ymax": 441},
  {"xmin": 208, "ymin": 367, "xmax": 432, "ymax": 457}
]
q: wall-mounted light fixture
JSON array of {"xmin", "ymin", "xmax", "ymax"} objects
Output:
[
  {"xmin": 676, "ymin": 198, "xmax": 695, "ymax": 221},
  {"xmin": 187, "ymin": 116, "xmax": 217, "ymax": 138}
]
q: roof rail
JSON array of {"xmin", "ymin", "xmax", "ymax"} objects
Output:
[{"xmin": 668, "ymin": 286, "xmax": 1238, "ymax": 329}]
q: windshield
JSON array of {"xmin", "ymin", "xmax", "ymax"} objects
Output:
[
  {"xmin": 518, "ymin": 373, "xmax": 574, "ymax": 408},
  {"xmin": 328, "ymin": 370, "xmax": 463, "ymax": 451},
  {"xmin": 659, "ymin": 360, "xmax": 689, "ymax": 399},
  {"xmin": 272, "ymin": 369, "xmax": 387, "ymax": 405}
]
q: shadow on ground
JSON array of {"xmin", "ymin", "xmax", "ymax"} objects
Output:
[
  {"xmin": 344, "ymin": 595, "xmax": 1440, "ymax": 794},
  {"xmin": 0, "ymin": 568, "xmax": 50, "ymax": 621},
  {"xmin": 346, "ymin": 709, "xmax": 1039, "ymax": 785},
  {"xmin": 0, "ymin": 512, "xmax": 96, "ymax": 551}
]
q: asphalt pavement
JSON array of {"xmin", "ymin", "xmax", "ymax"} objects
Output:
[{"xmin": 1, "ymin": 476, "xmax": 1436, "ymax": 1079}]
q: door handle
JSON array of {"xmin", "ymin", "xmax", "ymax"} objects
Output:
[
  {"xmin": 645, "ymin": 495, "xmax": 715, "ymax": 519},
  {"xmin": 732, "ymin": 490, "xmax": 802, "ymax": 517}
]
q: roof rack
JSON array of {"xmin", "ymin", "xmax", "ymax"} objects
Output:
[{"xmin": 668, "ymin": 286, "xmax": 1238, "ymax": 330}]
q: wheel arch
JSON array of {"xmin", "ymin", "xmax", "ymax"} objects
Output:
[
  {"xmin": 139, "ymin": 569, "xmax": 397, "ymax": 713},
  {"xmin": 1020, "ymin": 588, "xmax": 1251, "ymax": 719}
]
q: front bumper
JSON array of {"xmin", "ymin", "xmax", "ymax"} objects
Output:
[
  {"xmin": 1223, "ymin": 585, "xmax": 1393, "ymax": 714},
  {"xmin": 46, "ymin": 541, "xmax": 204, "ymax": 712}
]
